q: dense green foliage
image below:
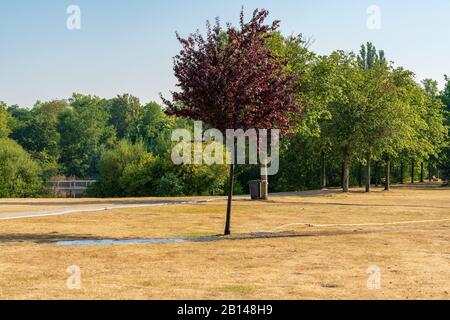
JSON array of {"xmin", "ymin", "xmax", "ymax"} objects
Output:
[
  {"xmin": 89, "ymin": 140, "xmax": 228, "ymax": 197},
  {"xmin": 0, "ymin": 138, "xmax": 43, "ymax": 197},
  {"xmin": 1, "ymin": 93, "xmax": 233, "ymax": 198},
  {"xmin": 0, "ymin": 102, "xmax": 11, "ymax": 139}
]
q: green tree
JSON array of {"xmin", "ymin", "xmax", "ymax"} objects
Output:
[
  {"xmin": 15, "ymin": 100, "xmax": 67, "ymax": 179},
  {"xmin": 267, "ymin": 34, "xmax": 337, "ymax": 190},
  {"xmin": 91, "ymin": 140, "xmax": 159, "ymax": 197},
  {"xmin": 107, "ymin": 94, "xmax": 141, "ymax": 139},
  {"xmin": 129, "ymin": 102, "xmax": 176, "ymax": 157},
  {"xmin": 440, "ymin": 75, "xmax": 450, "ymax": 111},
  {"xmin": 7, "ymin": 105, "xmax": 33, "ymax": 143},
  {"xmin": 323, "ymin": 51, "xmax": 366, "ymax": 192},
  {"xmin": 0, "ymin": 138, "xmax": 43, "ymax": 197},
  {"xmin": 418, "ymin": 78, "xmax": 449, "ymax": 181},
  {"xmin": 439, "ymin": 76, "xmax": 450, "ymax": 179},
  {"xmin": 169, "ymin": 141, "xmax": 229, "ymax": 196},
  {"xmin": 356, "ymin": 42, "xmax": 389, "ymax": 192},
  {"xmin": 0, "ymin": 102, "xmax": 11, "ymax": 138},
  {"xmin": 58, "ymin": 94, "xmax": 115, "ymax": 177},
  {"xmin": 156, "ymin": 173, "xmax": 184, "ymax": 197}
]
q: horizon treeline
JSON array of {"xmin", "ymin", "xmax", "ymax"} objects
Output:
[{"xmin": 1, "ymin": 37, "xmax": 450, "ymax": 198}]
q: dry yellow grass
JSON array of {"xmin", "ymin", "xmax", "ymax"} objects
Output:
[
  {"xmin": 0, "ymin": 196, "xmax": 219, "ymax": 214},
  {"xmin": 0, "ymin": 187, "xmax": 449, "ymax": 300}
]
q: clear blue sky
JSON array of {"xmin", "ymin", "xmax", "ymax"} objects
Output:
[{"xmin": 1, "ymin": 0, "xmax": 449, "ymax": 107}]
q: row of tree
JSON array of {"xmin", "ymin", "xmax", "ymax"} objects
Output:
[
  {"xmin": 266, "ymin": 38, "xmax": 449, "ymax": 194},
  {"xmin": 0, "ymin": 96, "xmax": 230, "ymax": 198},
  {"xmin": 161, "ymin": 9, "xmax": 449, "ymax": 234}
]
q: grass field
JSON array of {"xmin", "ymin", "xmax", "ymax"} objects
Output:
[{"xmin": 0, "ymin": 186, "xmax": 449, "ymax": 300}]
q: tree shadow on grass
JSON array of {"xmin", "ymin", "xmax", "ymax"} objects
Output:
[
  {"xmin": 0, "ymin": 233, "xmax": 116, "ymax": 244},
  {"xmin": 258, "ymin": 200, "xmax": 450, "ymax": 210},
  {"xmin": 1, "ymin": 225, "xmax": 448, "ymax": 246}
]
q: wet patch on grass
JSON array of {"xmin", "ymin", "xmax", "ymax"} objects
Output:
[
  {"xmin": 52, "ymin": 226, "xmax": 450, "ymax": 246},
  {"xmin": 53, "ymin": 232, "xmax": 299, "ymax": 246}
]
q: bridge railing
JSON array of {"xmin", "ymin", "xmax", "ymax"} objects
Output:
[
  {"xmin": 49, "ymin": 180, "xmax": 97, "ymax": 190},
  {"xmin": 48, "ymin": 180, "xmax": 97, "ymax": 197}
]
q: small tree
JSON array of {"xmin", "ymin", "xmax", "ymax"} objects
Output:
[
  {"xmin": 357, "ymin": 42, "xmax": 388, "ymax": 193},
  {"xmin": 320, "ymin": 51, "xmax": 365, "ymax": 193},
  {"xmin": 0, "ymin": 102, "xmax": 11, "ymax": 139},
  {"xmin": 0, "ymin": 138, "xmax": 43, "ymax": 197},
  {"xmin": 163, "ymin": 9, "xmax": 302, "ymax": 235}
]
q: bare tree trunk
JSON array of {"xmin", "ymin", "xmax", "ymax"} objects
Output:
[
  {"xmin": 385, "ymin": 155, "xmax": 391, "ymax": 191},
  {"xmin": 375, "ymin": 162, "xmax": 381, "ymax": 187},
  {"xmin": 224, "ymin": 142, "xmax": 236, "ymax": 236},
  {"xmin": 358, "ymin": 163, "xmax": 363, "ymax": 187},
  {"xmin": 320, "ymin": 151, "xmax": 326, "ymax": 189},
  {"xmin": 224, "ymin": 163, "xmax": 235, "ymax": 236},
  {"xmin": 400, "ymin": 162, "xmax": 404, "ymax": 184},
  {"xmin": 343, "ymin": 153, "xmax": 350, "ymax": 193},
  {"xmin": 411, "ymin": 160, "xmax": 415, "ymax": 184},
  {"xmin": 378, "ymin": 162, "xmax": 382, "ymax": 186},
  {"xmin": 420, "ymin": 162, "xmax": 425, "ymax": 183},
  {"xmin": 428, "ymin": 160, "xmax": 433, "ymax": 182},
  {"xmin": 366, "ymin": 153, "xmax": 371, "ymax": 193}
]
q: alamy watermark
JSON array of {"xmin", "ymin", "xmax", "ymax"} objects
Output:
[
  {"xmin": 66, "ymin": 265, "xmax": 82, "ymax": 290},
  {"xmin": 367, "ymin": 5, "xmax": 381, "ymax": 30},
  {"xmin": 66, "ymin": 5, "xmax": 81, "ymax": 30},
  {"xmin": 367, "ymin": 265, "xmax": 381, "ymax": 290},
  {"xmin": 171, "ymin": 121, "xmax": 280, "ymax": 175}
]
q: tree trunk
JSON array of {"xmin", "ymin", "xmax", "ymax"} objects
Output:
[
  {"xmin": 375, "ymin": 162, "xmax": 381, "ymax": 187},
  {"xmin": 260, "ymin": 163, "xmax": 268, "ymax": 200},
  {"xmin": 224, "ymin": 163, "xmax": 235, "ymax": 236},
  {"xmin": 343, "ymin": 153, "xmax": 350, "ymax": 193},
  {"xmin": 420, "ymin": 162, "xmax": 425, "ymax": 183},
  {"xmin": 400, "ymin": 162, "xmax": 404, "ymax": 184},
  {"xmin": 358, "ymin": 163, "xmax": 363, "ymax": 187},
  {"xmin": 385, "ymin": 155, "xmax": 391, "ymax": 191},
  {"xmin": 365, "ymin": 153, "xmax": 371, "ymax": 193},
  {"xmin": 428, "ymin": 160, "xmax": 433, "ymax": 182},
  {"xmin": 374, "ymin": 162, "xmax": 378, "ymax": 187},
  {"xmin": 320, "ymin": 151, "xmax": 326, "ymax": 189},
  {"xmin": 411, "ymin": 160, "xmax": 415, "ymax": 184}
]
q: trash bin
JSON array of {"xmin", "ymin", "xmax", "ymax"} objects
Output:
[{"xmin": 248, "ymin": 180, "xmax": 262, "ymax": 200}]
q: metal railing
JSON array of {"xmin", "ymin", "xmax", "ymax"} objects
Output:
[
  {"xmin": 49, "ymin": 180, "xmax": 97, "ymax": 190},
  {"xmin": 48, "ymin": 180, "xmax": 97, "ymax": 197}
]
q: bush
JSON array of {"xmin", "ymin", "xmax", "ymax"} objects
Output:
[
  {"xmin": 90, "ymin": 139, "xmax": 231, "ymax": 197},
  {"xmin": 0, "ymin": 138, "xmax": 44, "ymax": 197},
  {"xmin": 156, "ymin": 173, "xmax": 184, "ymax": 196},
  {"xmin": 89, "ymin": 140, "xmax": 158, "ymax": 197},
  {"xmin": 169, "ymin": 141, "xmax": 229, "ymax": 196},
  {"xmin": 0, "ymin": 103, "xmax": 11, "ymax": 139}
]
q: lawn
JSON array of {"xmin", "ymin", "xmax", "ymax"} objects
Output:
[{"xmin": 0, "ymin": 187, "xmax": 449, "ymax": 299}]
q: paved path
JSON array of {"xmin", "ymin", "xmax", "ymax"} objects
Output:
[
  {"xmin": 0, "ymin": 189, "xmax": 345, "ymax": 221},
  {"xmin": 1, "ymin": 184, "xmax": 443, "ymax": 221},
  {"xmin": 0, "ymin": 199, "xmax": 218, "ymax": 220}
]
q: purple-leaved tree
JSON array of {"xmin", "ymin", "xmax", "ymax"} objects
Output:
[{"xmin": 162, "ymin": 9, "xmax": 302, "ymax": 235}]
